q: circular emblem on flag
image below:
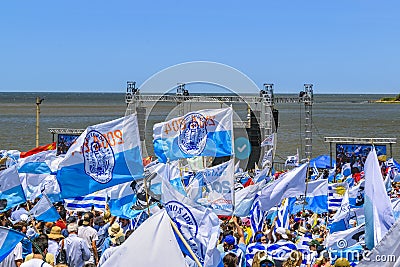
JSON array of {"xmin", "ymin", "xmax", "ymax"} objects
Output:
[
  {"xmin": 165, "ymin": 201, "xmax": 203, "ymax": 262},
  {"xmin": 82, "ymin": 130, "xmax": 115, "ymax": 184},
  {"xmin": 178, "ymin": 113, "xmax": 207, "ymax": 156}
]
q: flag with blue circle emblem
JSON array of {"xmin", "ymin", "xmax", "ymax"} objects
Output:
[
  {"xmin": 57, "ymin": 114, "xmax": 144, "ymax": 199},
  {"xmin": 186, "ymin": 159, "xmax": 235, "ymax": 215},
  {"xmin": 153, "ymin": 107, "xmax": 233, "ymax": 163},
  {"xmin": 161, "ymin": 164, "xmax": 221, "ymax": 267}
]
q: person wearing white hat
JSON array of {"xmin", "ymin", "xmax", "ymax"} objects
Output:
[
  {"xmin": 78, "ymin": 213, "xmax": 99, "ymax": 265},
  {"xmin": 267, "ymin": 227, "xmax": 297, "ymax": 267}
]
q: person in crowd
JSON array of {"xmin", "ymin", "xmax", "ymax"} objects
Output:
[
  {"xmin": 63, "ymin": 223, "xmax": 91, "ymax": 267},
  {"xmin": 282, "ymin": 250, "xmax": 302, "ymax": 267},
  {"xmin": 306, "ymin": 240, "xmax": 320, "ymax": 267},
  {"xmin": 21, "ymin": 235, "xmax": 52, "ymax": 267},
  {"xmin": 333, "ymin": 258, "xmax": 350, "ymax": 267},
  {"xmin": 11, "ymin": 203, "xmax": 29, "ymax": 223},
  {"xmin": 221, "ymin": 217, "xmax": 246, "ymax": 267},
  {"xmin": 223, "ymin": 253, "xmax": 239, "ymax": 267},
  {"xmin": 25, "ymin": 233, "xmax": 55, "ymax": 266},
  {"xmin": 78, "ymin": 213, "xmax": 99, "ymax": 265},
  {"xmin": 54, "ymin": 208, "xmax": 67, "ymax": 231},
  {"xmin": 313, "ymin": 251, "xmax": 331, "ymax": 267},
  {"xmin": 100, "ymin": 223, "xmax": 123, "ymax": 255},
  {"xmin": 267, "ymin": 227, "xmax": 297, "ymax": 267},
  {"xmin": 252, "ymin": 251, "xmax": 275, "ymax": 267},
  {"xmin": 245, "ymin": 231, "xmax": 269, "ymax": 266},
  {"xmin": 47, "ymin": 226, "xmax": 64, "ymax": 259},
  {"xmin": 95, "ymin": 212, "xmax": 115, "ymax": 257},
  {"xmin": 118, "ymin": 218, "xmax": 130, "ymax": 233},
  {"xmin": 97, "ymin": 228, "xmax": 129, "ymax": 266},
  {"xmin": 13, "ymin": 222, "xmax": 32, "ymax": 260}
]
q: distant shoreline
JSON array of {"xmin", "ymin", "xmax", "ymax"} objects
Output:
[
  {"xmin": 375, "ymin": 100, "xmax": 400, "ymax": 103},
  {"xmin": 375, "ymin": 94, "xmax": 400, "ymax": 103}
]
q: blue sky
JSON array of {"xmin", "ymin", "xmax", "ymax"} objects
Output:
[{"xmin": 1, "ymin": 1, "xmax": 399, "ymax": 94}]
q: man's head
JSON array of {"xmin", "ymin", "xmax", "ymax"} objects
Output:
[
  {"xmin": 82, "ymin": 212, "xmax": 92, "ymax": 226},
  {"xmin": 67, "ymin": 223, "xmax": 78, "ymax": 233},
  {"xmin": 32, "ymin": 235, "xmax": 48, "ymax": 256},
  {"xmin": 308, "ymin": 239, "xmax": 320, "ymax": 251},
  {"xmin": 223, "ymin": 235, "xmax": 236, "ymax": 252}
]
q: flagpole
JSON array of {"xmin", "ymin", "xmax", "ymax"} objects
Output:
[
  {"xmin": 168, "ymin": 216, "xmax": 203, "ymax": 267},
  {"xmin": 143, "ymin": 175, "xmax": 151, "ymax": 217},
  {"xmin": 230, "ymin": 105, "xmax": 236, "ymax": 215},
  {"xmin": 302, "ymin": 159, "xmax": 311, "ymax": 213}
]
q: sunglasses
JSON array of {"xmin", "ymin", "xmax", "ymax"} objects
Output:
[{"xmin": 260, "ymin": 261, "xmax": 274, "ymax": 267}]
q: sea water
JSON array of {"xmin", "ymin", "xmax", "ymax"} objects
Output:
[{"xmin": 0, "ymin": 92, "xmax": 399, "ymax": 161}]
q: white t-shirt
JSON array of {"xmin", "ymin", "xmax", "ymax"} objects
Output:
[{"xmin": 21, "ymin": 258, "xmax": 52, "ymax": 267}]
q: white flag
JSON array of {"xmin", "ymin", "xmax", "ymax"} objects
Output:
[
  {"xmin": 102, "ymin": 209, "xmax": 186, "ymax": 267},
  {"xmin": 364, "ymin": 148, "xmax": 395, "ymax": 250},
  {"xmin": 191, "ymin": 159, "xmax": 234, "ymax": 215},
  {"xmin": 358, "ymin": 219, "xmax": 400, "ymax": 267},
  {"xmin": 259, "ymin": 163, "xmax": 307, "ymax": 211},
  {"xmin": 260, "ymin": 133, "xmax": 275, "ymax": 147}
]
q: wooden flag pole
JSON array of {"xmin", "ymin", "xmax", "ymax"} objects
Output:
[{"xmin": 169, "ymin": 216, "xmax": 203, "ymax": 267}]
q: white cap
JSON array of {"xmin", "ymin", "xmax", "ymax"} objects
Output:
[{"xmin": 276, "ymin": 227, "xmax": 289, "ymax": 239}]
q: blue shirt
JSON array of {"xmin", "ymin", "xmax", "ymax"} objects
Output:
[{"xmin": 63, "ymin": 234, "xmax": 91, "ymax": 267}]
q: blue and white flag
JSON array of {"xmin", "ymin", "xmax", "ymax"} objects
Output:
[
  {"xmin": 276, "ymin": 198, "xmax": 290, "ymax": 229},
  {"xmin": 349, "ymin": 180, "xmax": 365, "ymax": 208},
  {"xmin": 328, "ymin": 182, "xmax": 348, "ymax": 212},
  {"xmin": 326, "ymin": 223, "xmax": 365, "ymax": 251},
  {"xmin": 259, "ymin": 163, "xmax": 308, "ymax": 211},
  {"xmin": 0, "ymin": 166, "xmax": 26, "ymax": 212},
  {"xmin": 285, "ymin": 149, "xmax": 299, "ymax": 167},
  {"xmin": 29, "ymin": 194, "xmax": 60, "ymax": 222},
  {"xmin": 260, "ymin": 133, "xmax": 275, "ymax": 147},
  {"xmin": 162, "ymin": 169, "xmax": 221, "ymax": 267},
  {"xmin": 310, "ymin": 162, "xmax": 319, "ymax": 180},
  {"xmin": 233, "ymin": 181, "xmax": 265, "ymax": 217},
  {"xmin": 189, "ymin": 159, "xmax": 234, "ymax": 215},
  {"xmin": 357, "ymin": 220, "xmax": 400, "ymax": 267},
  {"xmin": 267, "ymin": 240, "xmax": 297, "ymax": 262},
  {"xmin": 341, "ymin": 163, "xmax": 352, "ymax": 177},
  {"xmin": 391, "ymin": 199, "xmax": 400, "ymax": 220},
  {"xmin": 288, "ymin": 179, "xmax": 328, "ymax": 214},
  {"xmin": 57, "ymin": 114, "xmax": 144, "ymax": 198},
  {"xmin": 249, "ymin": 196, "xmax": 266, "ymax": 234},
  {"xmin": 296, "ymin": 235, "xmax": 312, "ymax": 267},
  {"xmin": 64, "ymin": 190, "xmax": 107, "ymax": 212},
  {"xmin": 18, "ymin": 150, "xmax": 56, "ymax": 174},
  {"xmin": 329, "ymin": 189, "xmax": 353, "ymax": 233},
  {"xmin": 153, "ymin": 107, "xmax": 233, "ymax": 163},
  {"xmin": 253, "ymin": 164, "xmax": 271, "ymax": 184},
  {"xmin": 0, "ymin": 226, "xmax": 25, "ymax": 262},
  {"xmin": 107, "ymin": 181, "xmax": 158, "ymax": 219},
  {"xmin": 364, "ymin": 148, "xmax": 395, "ymax": 250},
  {"xmin": 261, "ymin": 148, "xmax": 273, "ymax": 169},
  {"xmin": 18, "ymin": 152, "xmax": 63, "ymax": 203}
]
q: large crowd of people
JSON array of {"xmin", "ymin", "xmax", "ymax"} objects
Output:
[{"xmin": 0, "ymin": 198, "xmax": 354, "ymax": 267}]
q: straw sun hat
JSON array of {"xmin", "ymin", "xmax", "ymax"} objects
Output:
[
  {"xmin": 108, "ymin": 223, "xmax": 125, "ymax": 245},
  {"xmin": 48, "ymin": 226, "xmax": 65, "ymax": 240}
]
